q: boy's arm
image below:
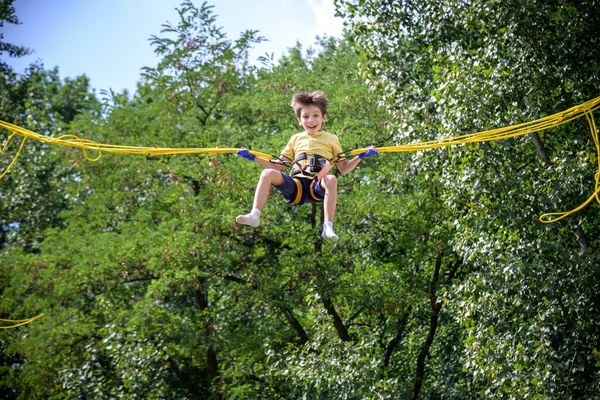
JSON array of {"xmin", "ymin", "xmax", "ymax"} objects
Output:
[
  {"xmin": 247, "ymin": 134, "xmax": 294, "ymax": 171},
  {"xmin": 336, "ymin": 146, "xmax": 378, "ymax": 174},
  {"xmin": 254, "ymin": 156, "xmax": 287, "ymax": 171},
  {"xmin": 237, "ymin": 147, "xmax": 287, "ymax": 171},
  {"xmin": 336, "ymin": 156, "xmax": 361, "ymax": 175}
]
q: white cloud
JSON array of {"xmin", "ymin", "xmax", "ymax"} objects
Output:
[{"xmin": 305, "ymin": 0, "xmax": 344, "ymax": 38}]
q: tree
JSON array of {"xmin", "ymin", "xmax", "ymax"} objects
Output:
[
  {"xmin": 1, "ymin": 9, "xmax": 394, "ymax": 397},
  {"xmin": 9, "ymin": 0, "xmax": 600, "ymax": 398},
  {"xmin": 1, "ymin": 2, "xmax": 100, "ymax": 398},
  {"xmin": 0, "ymin": 0, "xmax": 30, "ymax": 70},
  {"xmin": 337, "ymin": 0, "xmax": 600, "ymax": 397}
]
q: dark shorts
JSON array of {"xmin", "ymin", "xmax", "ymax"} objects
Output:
[{"xmin": 273, "ymin": 173, "xmax": 326, "ymax": 205}]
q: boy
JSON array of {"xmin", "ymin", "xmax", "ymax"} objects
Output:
[{"xmin": 236, "ymin": 91, "xmax": 377, "ymax": 241}]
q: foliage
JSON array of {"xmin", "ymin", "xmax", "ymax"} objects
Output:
[
  {"xmin": 338, "ymin": 0, "xmax": 600, "ymax": 397},
  {"xmin": 0, "ymin": 0, "xmax": 30, "ymax": 70}
]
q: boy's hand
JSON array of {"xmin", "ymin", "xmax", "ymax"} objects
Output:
[
  {"xmin": 358, "ymin": 146, "xmax": 378, "ymax": 160},
  {"xmin": 237, "ymin": 147, "xmax": 255, "ymax": 161}
]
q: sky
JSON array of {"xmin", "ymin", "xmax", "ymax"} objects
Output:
[{"xmin": 3, "ymin": 0, "xmax": 344, "ymax": 95}]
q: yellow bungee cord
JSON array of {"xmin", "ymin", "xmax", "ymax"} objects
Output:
[
  {"xmin": 1, "ymin": 97, "xmax": 596, "ymax": 329},
  {"xmin": 0, "ymin": 313, "xmax": 44, "ymax": 329},
  {"xmin": 1, "ymin": 95, "xmax": 600, "ymax": 224},
  {"xmin": 346, "ymin": 96, "xmax": 600, "ymax": 223}
]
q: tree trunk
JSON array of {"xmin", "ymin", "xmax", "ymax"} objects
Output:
[
  {"xmin": 193, "ymin": 279, "xmax": 220, "ymax": 393},
  {"xmin": 168, "ymin": 358, "xmax": 205, "ymax": 400}
]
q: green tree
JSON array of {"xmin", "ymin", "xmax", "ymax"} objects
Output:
[
  {"xmin": 1, "ymin": 65, "xmax": 99, "ymax": 252},
  {"xmin": 0, "ymin": 0, "xmax": 30, "ymax": 69},
  {"xmin": 338, "ymin": 0, "xmax": 600, "ymax": 397},
  {"xmin": 13, "ymin": 0, "xmax": 600, "ymax": 398},
  {"xmin": 1, "ymin": 3, "xmax": 100, "ymax": 398},
  {"xmin": 1, "ymin": 6, "xmax": 394, "ymax": 397}
]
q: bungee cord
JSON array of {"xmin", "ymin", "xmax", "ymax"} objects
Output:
[
  {"xmin": 1, "ymin": 95, "xmax": 600, "ymax": 224},
  {"xmin": 1, "ymin": 97, "xmax": 599, "ymax": 329},
  {"xmin": 0, "ymin": 313, "xmax": 44, "ymax": 329}
]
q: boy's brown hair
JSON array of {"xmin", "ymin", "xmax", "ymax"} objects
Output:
[{"xmin": 290, "ymin": 91, "xmax": 329, "ymax": 118}]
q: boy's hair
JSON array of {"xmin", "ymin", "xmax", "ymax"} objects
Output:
[{"xmin": 290, "ymin": 91, "xmax": 329, "ymax": 118}]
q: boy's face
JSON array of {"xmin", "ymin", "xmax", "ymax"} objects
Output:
[{"xmin": 298, "ymin": 104, "xmax": 326, "ymax": 134}]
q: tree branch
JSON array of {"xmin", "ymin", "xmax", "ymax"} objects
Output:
[
  {"xmin": 346, "ymin": 306, "xmax": 366, "ymax": 326},
  {"xmin": 277, "ymin": 303, "xmax": 310, "ymax": 345},
  {"xmin": 217, "ymin": 270, "xmax": 308, "ymax": 345},
  {"xmin": 323, "ymin": 296, "xmax": 351, "ymax": 342},
  {"xmin": 530, "ymin": 132, "xmax": 550, "ymax": 164},
  {"xmin": 167, "ymin": 358, "xmax": 205, "ymax": 400},
  {"xmin": 573, "ymin": 225, "xmax": 590, "ymax": 254},
  {"xmin": 413, "ymin": 250, "xmax": 443, "ymax": 399},
  {"xmin": 382, "ymin": 306, "xmax": 412, "ymax": 371}
]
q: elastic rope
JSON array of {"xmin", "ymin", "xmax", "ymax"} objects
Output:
[
  {"xmin": 539, "ymin": 109, "xmax": 600, "ymax": 223},
  {"xmin": 0, "ymin": 313, "xmax": 44, "ymax": 329},
  {"xmin": 2, "ymin": 95, "xmax": 600, "ymax": 224},
  {"xmin": 0, "ymin": 133, "xmax": 27, "ymax": 180}
]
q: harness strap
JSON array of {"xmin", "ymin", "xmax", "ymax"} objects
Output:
[
  {"xmin": 314, "ymin": 160, "xmax": 330, "ymax": 181},
  {"xmin": 292, "ymin": 178, "xmax": 303, "ymax": 204},
  {"xmin": 308, "ymin": 180, "xmax": 322, "ymax": 202},
  {"xmin": 288, "ymin": 154, "xmax": 331, "ymax": 204},
  {"xmin": 290, "ymin": 174, "xmax": 329, "ymax": 205}
]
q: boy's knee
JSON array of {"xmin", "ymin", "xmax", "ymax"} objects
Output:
[
  {"xmin": 323, "ymin": 174, "xmax": 338, "ymax": 188},
  {"xmin": 260, "ymin": 169, "xmax": 278, "ymax": 179},
  {"xmin": 321, "ymin": 175, "xmax": 337, "ymax": 191},
  {"xmin": 260, "ymin": 169, "xmax": 282, "ymax": 183}
]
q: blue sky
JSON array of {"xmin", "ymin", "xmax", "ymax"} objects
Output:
[{"xmin": 3, "ymin": 0, "xmax": 344, "ymax": 94}]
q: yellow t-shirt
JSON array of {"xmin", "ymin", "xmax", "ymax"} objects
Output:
[{"xmin": 280, "ymin": 131, "xmax": 345, "ymax": 174}]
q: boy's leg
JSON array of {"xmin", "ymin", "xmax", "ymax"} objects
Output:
[
  {"xmin": 320, "ymin": 175, "xmax": 339, "ymax": 241},
  {"xmin": 237, "ymin": 169, "xmax": 285, "ymax": 227},
  {"xmin": 253, "ymin": 169, "xmax": 285, "ymax": 210}
]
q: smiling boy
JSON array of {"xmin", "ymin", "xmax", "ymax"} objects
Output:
[{"xmin": 236, "ymin": 91, "xmax": 377, "ymax": 241}]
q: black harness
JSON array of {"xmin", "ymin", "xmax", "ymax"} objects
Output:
[
  {"xmin": 290, "ymin": 153, "xmax": 329, "ymax": 178},
  {"xmin": 270, "ymin": 153, "xmax": 330, "ymax": 205}
]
